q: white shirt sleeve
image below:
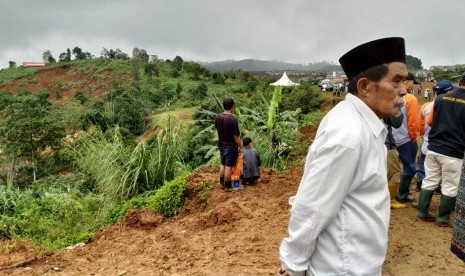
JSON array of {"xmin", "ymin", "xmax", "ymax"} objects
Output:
[{"xmin": 279, "ymin": 143, "xmax": 360, "ymax": 274}]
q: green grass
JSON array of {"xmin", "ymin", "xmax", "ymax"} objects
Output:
[
  {"xmin": 0, "ymin": 67, "xmax": 38, "ymax": 84},
  {"xmin": 151, "ymin": 106, "xmax": 198, "ymax": 124}
]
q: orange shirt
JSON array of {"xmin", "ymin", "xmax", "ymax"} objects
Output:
[{"xmin": 405, "ymin": 93, "xmax": 420, "ymax": 142}]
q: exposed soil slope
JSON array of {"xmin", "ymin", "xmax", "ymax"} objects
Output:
[
  {"xmin": 1, "ymin": 163, "xmax": 465, "ymax": 275},
  {"xmin": 0, "ymin": 66, "xmax": 127, "ymax": 100}
]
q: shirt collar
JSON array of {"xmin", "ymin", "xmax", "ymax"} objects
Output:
[{"xmin": 345, "ymin": 93, "xmax": 386, "ymax": 138}]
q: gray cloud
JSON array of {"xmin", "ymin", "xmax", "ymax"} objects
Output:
[{"xmin": 1, "ymin": 0, "xmax": 464, "ymax": 69}]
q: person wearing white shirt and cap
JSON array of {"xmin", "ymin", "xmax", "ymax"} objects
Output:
[{"xmin": 277, "ymin": 37, "xmax": 408, "ymax": 276}]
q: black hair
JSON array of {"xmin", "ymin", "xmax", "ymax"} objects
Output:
[
  {"xmin": 347, "ymin": 64, "xmax": 389, "ymax": 94},
  {"xmin": 460, "ymin": 79, "xmax": 465, "ymax": 87},
  {"xmin": 223, "ymin": 97, "xmax": 235, "ymax": 110},
  {"xmin": 243, "ymin": 137, "xmax": 252, "ymax": 147}
]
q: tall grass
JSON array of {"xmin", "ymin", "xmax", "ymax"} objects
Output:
[{"xmin": 75, "ymin": 117, "xmax": 186, "ymax": 202}]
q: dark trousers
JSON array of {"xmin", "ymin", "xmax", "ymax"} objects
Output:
[{"xmin": 397, "ymin": 140, "xmax": 418, "ymax": 177}]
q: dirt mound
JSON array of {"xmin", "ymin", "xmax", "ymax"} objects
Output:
[{"xmin": 120, "ymin": 209, "xmax": 165, "ymax": 229}]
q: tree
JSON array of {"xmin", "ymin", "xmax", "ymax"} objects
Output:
[
  {"xmin": 406, "ymin": 54, "xmax": 423, "ymax": 70},
  {"xmin": 113, "ymin": 91, "xmax": 145, "ymax": 135},
  {"xmin": 144, "ymin": 62, "xmax": 159, "ymax": 78},
  {"xmin": 42, "ymin": 50, "xmax": 56, "ymax": 63},
  {"xmin": 8, "ymin": 61, "xmax": 16, "ymax": 68},
  {"xmin": 212, "ymin": 72, "xmax": 225, "ymax": 84},
  {"xmin": 58, "ymin": 48, "xmax": 71, "ymax": 62},
  {"xmin": 172, "ymin": 56, "xmax": 184, "ymax": 71},
  {"xmin": 101, "ymin": 48, "xmax": 129, "ymax": 60},
  {"xmin": 0, "ymin": 94, "xmax": 65, "ymax": 183},
  {"xmin": 72, "ymin": 46, "xmax": 87, "ymax": 60},
  {"xmin": 132, "ymin": 48, "xmax": 149, "ymax": 64},
  {"xmin": 184, "ymin": 62, "xmax": 203, "ymax": 80},
  {"xmin": 195, "ymin": 83, "xmax": 208, "ymax": 100},
  {"xmin": 175, "ymin": 82, "xmax": 182, "ymax": 97}
]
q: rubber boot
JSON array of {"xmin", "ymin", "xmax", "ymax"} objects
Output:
[
  {"xmin": 437, "ymin": 195, "xmax": 456, "ymax": 227},
  {"xmin": 416, "ymin": 180, "xmax": 422, "ymax": 192},
  {"xmin": 417, "ymin": 189, "xmax": 435, "ymax": 221},
  {"xmin": 224, "ymin": 180, "xmax": 233, "ymax": 192},
  {"xmin": 397, "ymin": 175, "xmax": 414, "ymax": 203},
  {"xmin": 388, "ymin": 182, "xmax": 406, "ymax": 209}
]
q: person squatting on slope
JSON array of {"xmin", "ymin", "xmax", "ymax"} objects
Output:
[
  {"xmin": 392, "ymin": 72, "xmax": 420, "ymax": 203},
  {"xmin": 241, "ymin": 137, "xmax": 261, "ymax": 185},
  {"xmin": 277, "ymin": 37, "xmax": 408, "ymax": 276},
  {"xmin": 384, "ymin": 113, "xmax": 407, "ymax": 208},
  {"xmin": 215, "ymin": 97, "xmax": 242, "ymax": 192},
  {"xmin": 418, "ymin": 77, "xmax": 465, "ymax": 227}
]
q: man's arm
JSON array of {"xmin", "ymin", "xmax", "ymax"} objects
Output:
[
  {"xmin": 406, "ymin": 96, "xmax": 419, "ymax": 142},
  {"xmin": 279, "ymin": 143, "xmax": 359, "ymax": 275},
  {"xmin": 234, "ymin": 135, "xmax": 242, "ymax": 150},
  {"xmin": 426, "ymin": 104, "xmax": 435, "ymax": 126}
]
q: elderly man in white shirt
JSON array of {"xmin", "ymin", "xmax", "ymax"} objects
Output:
[{"xmin": 278, "ymin": 37, "xmax": 408, "ymax": 276}]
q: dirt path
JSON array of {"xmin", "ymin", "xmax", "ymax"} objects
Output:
[{"xmin": 1, "ymin": 164, "xmax": 465, "ymax": 275}]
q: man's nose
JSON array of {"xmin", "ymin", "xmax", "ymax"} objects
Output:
[{"xmin": 399, "ymin": 82, "xmax": 408, "ymax": 96}]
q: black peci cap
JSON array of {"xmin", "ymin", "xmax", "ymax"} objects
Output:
[
  {"xmin": 339, "ymin": 37, "xmax": 406, "ymax": 80},
  {"xmin": 407, "ymin": 72, "xmax": 419, "ymax": 84}
]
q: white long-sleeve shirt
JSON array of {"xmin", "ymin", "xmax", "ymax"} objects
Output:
[{"xmin": 279, "ymin": 93, "xmax": 390, "ymax": 276}]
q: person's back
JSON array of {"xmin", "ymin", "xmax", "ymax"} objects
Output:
[
  {"xmin": 418, "ymin": 80, "xmax": 464, "ymax": 226},
  {"xmin": 215, "ymin": 97, "xmax": 241, "ymax": 192},
  {"xmin": 428, "ymin": 89, "xmax": 465, "ymax": 159},
  {"xmin": 215, "ymin": 113, "xmax": 239, "ymax": 147},
  {"xmin": 241, "ymin": 137, "xmax": 261, "ymax": 185}
]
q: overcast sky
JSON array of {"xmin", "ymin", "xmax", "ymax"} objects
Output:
[{"xmin": 1, "ymin": 0, "xmax": 463, "ymax": 70}]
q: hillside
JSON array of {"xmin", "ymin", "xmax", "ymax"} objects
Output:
[{"xmin": 0, "ymin": 67, "xmax": 126, "ymax": 101}]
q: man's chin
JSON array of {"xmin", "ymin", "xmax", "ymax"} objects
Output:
[{"xmin": 386, "ymin": 108, "xmax": 401, "ymax": 117}]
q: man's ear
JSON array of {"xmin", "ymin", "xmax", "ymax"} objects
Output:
[{"xmin": 356, "ymin": 78, "xmax": 371, "ymax": 98}]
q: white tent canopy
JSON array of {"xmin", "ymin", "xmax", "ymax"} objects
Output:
[{"xmin": 270, "ymin": 72, "xmax": 299, "ymax": 86}]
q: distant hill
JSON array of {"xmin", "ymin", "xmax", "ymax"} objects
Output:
[{"xmin": 202, "ymin": 59, "xmax": 342, "ymax": 73}]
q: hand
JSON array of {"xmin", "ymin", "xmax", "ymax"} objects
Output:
[{"xmin": 276, "ymin": 267, "xmax": 290, "ymax": 276}]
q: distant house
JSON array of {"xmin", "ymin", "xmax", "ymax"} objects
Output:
[{"xmin": 22, "ymin": 62, "xmax": 46, "ymax": 67}]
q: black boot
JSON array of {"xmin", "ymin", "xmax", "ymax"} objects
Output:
[
  {"xmin": 416, "ymin": 180, "xmax": 422, "ymax": 192},
  {"xmin": 224, "ymin": 180, "xmax": 233, "ymax": 192},
  {"xmin": 437, "ymin": 195, "xmax": 456, "ymax": 227},
  {"xmin": 397, "ymin": 175, "xmax": 414, "ymax": 203},
  {"xmin": 417, "ymin": 189, "xmax": 435, "ymax": 221}
]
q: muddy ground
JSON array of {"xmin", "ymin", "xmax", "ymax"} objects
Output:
[{"xmin": 1, "ymin": 163, "xmax": 464, "ymax": 276}]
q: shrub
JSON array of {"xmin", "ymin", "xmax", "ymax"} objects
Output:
[
  {"xmin": 0, "ymin": 179, "xmax": 104, "ymax": 249},
  {"xmin": 280, "ymin": 83, "xmax": 325, "ymax": 113},
  {"xmin": 146, "ymin": 173, "xmax": 190, "ymax": 217}
]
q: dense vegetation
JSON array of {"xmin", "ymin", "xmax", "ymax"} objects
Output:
[{"xmin": 0, "ymin": 48, "xmax": 330, "ymax": 249}]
